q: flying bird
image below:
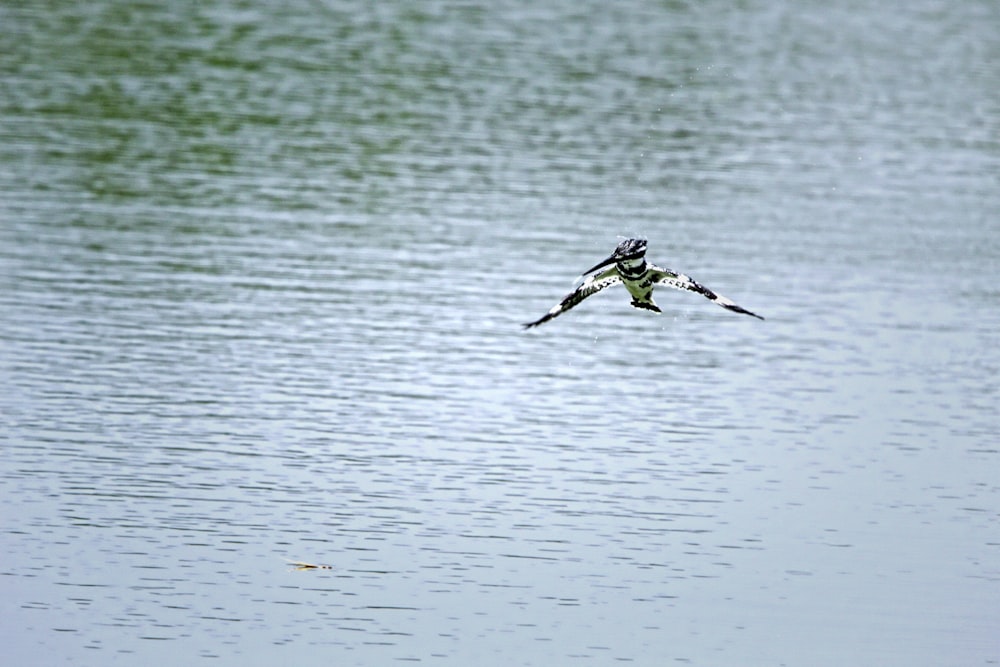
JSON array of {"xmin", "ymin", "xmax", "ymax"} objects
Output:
[{"xmin": 524, "ymin": 238, "xmax": 763, "ymax": 328}]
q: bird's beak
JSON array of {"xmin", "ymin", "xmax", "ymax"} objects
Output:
[{"xmin": 580, "ymin": 253, "xmax": 618, "ymax": 276}]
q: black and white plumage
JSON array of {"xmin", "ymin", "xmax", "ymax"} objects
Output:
[{"xmin": 523, "ymin": 238, "xmax": 764, "ymax": 328}]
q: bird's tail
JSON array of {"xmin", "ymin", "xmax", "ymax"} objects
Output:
[{"xmin": 629, "ymin": 299, "xmax": 661, "ymax": 313}]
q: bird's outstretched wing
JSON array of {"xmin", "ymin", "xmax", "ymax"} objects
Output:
[
  {"xmin": 648, "ymin": 264, "xmax": 764, "ymax": 320},
  {"xmin": 523, "ymin": 267, "xmax": 622, "ymax": 328}
]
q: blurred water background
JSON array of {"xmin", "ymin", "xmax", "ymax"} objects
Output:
[{"xmin": 1, "ymin": 0, "xmax": 998, "ymax": 665}]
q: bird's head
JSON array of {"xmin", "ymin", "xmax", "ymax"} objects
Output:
[{"xmin": 581, "ymin": 238, "xmax": 648, "ymax": 275}]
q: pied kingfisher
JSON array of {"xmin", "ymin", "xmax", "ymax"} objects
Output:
[{"xmin": 524, "ymin": 238, "xmax": 764, "ymax": 328}]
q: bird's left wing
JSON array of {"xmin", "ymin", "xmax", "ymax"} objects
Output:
[
  {"xmin": 523, "ymin": 267, "xmax": 622, "ymax": 328},
  {"xmin": 647, "ymin": 264, "xmax": 764, "ymax": 320}
]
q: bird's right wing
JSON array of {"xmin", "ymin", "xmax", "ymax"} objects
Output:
[
  {"xmin": 647, "ymin": 264, "xmax": 764, "ymax": 320},
  {"xmin": 523, "ymin": 268, "xmax": 622, "ymax": 328}
]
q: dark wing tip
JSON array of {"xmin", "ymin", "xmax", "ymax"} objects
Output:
[{"xmin": 723, "ymin": 303, "xmax": 765, "ymax": 320}]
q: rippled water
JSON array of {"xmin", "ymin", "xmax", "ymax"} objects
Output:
[{"xmin": 2, "ymin": 1, "xmax": 998, "ymax": 665}]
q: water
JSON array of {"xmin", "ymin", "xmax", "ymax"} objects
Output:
[{"xmin": 2, "ymin": 1, "xmax": 998, "ymax": 665}]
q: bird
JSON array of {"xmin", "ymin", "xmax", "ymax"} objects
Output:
[{"xmin": 523, "ymin": 238, "xmax": 764, "ymax": 328}]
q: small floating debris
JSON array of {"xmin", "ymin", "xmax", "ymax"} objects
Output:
[{"xmin": 285, "ymin": 559, "xmax": 333, "ymax": 571}]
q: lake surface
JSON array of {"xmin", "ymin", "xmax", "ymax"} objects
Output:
[{"xmin": 2, "ymin": 0, "xmax": 998, "ymax": 665}]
